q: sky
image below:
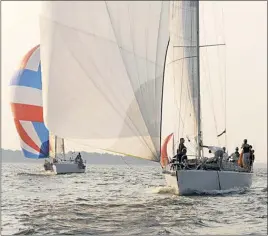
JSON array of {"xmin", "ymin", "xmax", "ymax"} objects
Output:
[{"xmin": 1, "ymin": 1, "xmax": 267, "ymax": 163}]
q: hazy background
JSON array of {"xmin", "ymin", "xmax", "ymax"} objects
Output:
[{"xmin": 1, "ymin": 1, "xmax": 267, "ymax": 163}]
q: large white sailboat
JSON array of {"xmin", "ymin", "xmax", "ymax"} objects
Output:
[
  {"xmin": 160, "ymin": 1, "xmax": 253, "ymax": 195},
  {"xmin": 39, "ymin": 1, "xmax": 253, "ymax": 194}
]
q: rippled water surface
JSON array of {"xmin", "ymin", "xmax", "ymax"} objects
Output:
[{"xmin": 2, "ymin": 163, "xmax": 267, "ymax": 235}]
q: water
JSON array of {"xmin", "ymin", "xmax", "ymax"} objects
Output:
[{"xmin": 2, "ymin": 163, "xmax": 267, "ymax": 235}]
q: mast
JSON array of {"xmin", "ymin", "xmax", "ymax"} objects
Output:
[
  {"xmin": 196, "ymin": 0, "xmax": 202, "ymax": 158},
  {"xmin": 172, "ymin": 135, "xmax": 175, "ymax": 156},
  {"xmin": 55, "ymin": 135, "xmax": 57, "ymax": 159},
  {"xmin": 62, "ymin": 139, "xmax": 66, "ymax": 160}
]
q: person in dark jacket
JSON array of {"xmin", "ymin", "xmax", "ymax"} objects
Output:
[
  {"xmin": 241, "ymin": 139, "xmax": 251, "ymax": 169},
  {"xmin": 177, "ymin": 138, "xmax": 186, "ymax": 156}
]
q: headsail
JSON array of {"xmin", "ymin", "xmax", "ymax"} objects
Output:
[
  {"xmin": 40, "ymin": 1, "xmax": 170, "ymax": 161},
  {"xmin": 10, "ymin": 45, "xmax": 49, "ymax": 159}
]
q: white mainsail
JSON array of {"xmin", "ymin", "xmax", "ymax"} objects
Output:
[{"xmin": 163, "ymin": 1, "xmax": 199, "ymax": 158}]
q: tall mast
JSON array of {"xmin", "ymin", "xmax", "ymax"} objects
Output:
[
  {"xmin": 196, "ymin": 0, "xmax": 202, "ymax": 158},
  {"xmin": 55, "ymin": 135, "xmax": 57, "ymax": 158},
  {"xmin": 62, "ymin": 139, "xmax": 66, "ymax": 159}
]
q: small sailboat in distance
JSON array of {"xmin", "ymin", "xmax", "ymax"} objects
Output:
[
  {"xmin": 39, "ymin": 1, "xmax": 253, "ymax": 193},
  {"xmin": 10, "ymin": 45, "xmax": 86, "ymax": 174},
  {"xmin": 49, "ymin": 134, "xmax": 86, "ymax": 174},
  {"xmin": 10, "ymin": 45, "xmax": 50, "ymax": 162}
]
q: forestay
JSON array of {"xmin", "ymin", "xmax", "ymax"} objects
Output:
[{"xmin": 40, "ymin": 1, "xmax": 170, "ymax": 161}]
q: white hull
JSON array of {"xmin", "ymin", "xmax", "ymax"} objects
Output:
[
  {"xmin": 52, "ymin": 162, "xmax": 86, "ymax": 174},
  {"xmin": 164, "ymin": 170, "xmax": 253, "ymax": 195}
]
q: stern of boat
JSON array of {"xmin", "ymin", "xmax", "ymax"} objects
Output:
[{"xmin": 53, "ymin": 162, "xmax": 86, "ymax": 174}]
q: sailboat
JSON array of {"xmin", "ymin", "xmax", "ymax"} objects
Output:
[
  {"xmin": 39, "ymin": 1, "xmax": 252, "ymax": 193},
  {"xmin": 10, "ymin": 45, "xmax": 86, "ymax": 174},
  {"xmin": 49, "ymin": 135, "xmax": 86, "ymax": 174}
]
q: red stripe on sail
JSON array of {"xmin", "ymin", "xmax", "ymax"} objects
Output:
[
  {"xmin": 161, "ymin": 133, "xmax": 173, "ymax": 167},
  {"xmin": 11, "ymin": 103, "xmax": 44, "ymax": 122},
  {"xmin": 19, "ymin": 45, "xmax": 40, "ymax": 70},
  {"xmin": 13, "ymin": 119, "xmax": 44, "ymax": 154}
]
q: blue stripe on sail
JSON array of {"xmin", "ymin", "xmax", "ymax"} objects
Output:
[
  {"xmin": 22, "ymin": 148, "xmax": 47, "ymax": 159},
  {"xmin": 32, "ymin": 122, "xmax": 49, "ymax": 144},
  {"xmin": 32, "ymin": 122, "xmax": 49, "ymax": 155},
  {"xmin": 40, "ymin": 140, "xmax": 49, "ymax": 157},
  {"xmin": 10, "ymin": 68, "xmax": 42, "ymax": 90}
]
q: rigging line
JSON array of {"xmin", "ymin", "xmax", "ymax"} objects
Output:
[
  {"xmin": 175, "ymin": 50, "xmax": 196, "ymax": 129},
  {"xmin": 173, "ymin": 97, "xmax": 186, "ymax": 133},
  {"xmin": 221, "ymin": 7, "xmax": 227, "ymax": 148},
  {"xmin": 214, "ymin": 4, "xmax": 227, "ymax": 136},
  {"xmin": 171, "ymin": 59, "xmax": 194, "ymax": 134},
  {"xmin": 177, "ymin": 4, "xmax": 189, "ymax": 140},
  {"xmin": 200, "ymin": 50, "xmax": 218, "ymax": 136},
  {"xmin": 173, "ymin": 140, "xmax": 196, "ymax": 154},
  {"xmin": 177, "ymin": 55, "xmax": 185, "ymax": 139},
  {"xmin": 120, "ymin": 156, "xmax": 132, "ymax": 169},
  {"xmin": 201, "ymin": 53, "xmax": 219, "ymax": 141},
  {"xmin": 181, "ymin": 96, "xmax": 191, "ymax": 138},
  {"xmin": 201, "ymin": 10, "xmax": 220, "ymax": 144},
  {"xmin": 167, "ymin": 56, "xmax": 197, "ymax": 65},
  {"xmin": 174, "ymin": 44, "xmax": 225, "ymax": 48},
  {"xmin": 65, "ymin": 138, "xmax": 150, "ymax": 161},
  {"xmin": 172, "ymin": 38, "xmax": 177, "ymax": 139},
  {"xmin": 154, "ymin": 1, "xmax": 165, "ymax": 146},
  {"xmin": 160, "ymin": 38, "xmax": 170, "ymax": 157},
  {"xmin": 203, "ymin": 53, "xmax": 219, "ymax": 142},
  {"xmin": 105, "ymin": 2, "xmax": 157, "ymax": 157},
  {"xmin": 213, "ymin": 4, "xmax": 225, "ymax": 115},
  {"xmin": 185, "ymin": 143, "xmax": 197, "ymax": 154}
]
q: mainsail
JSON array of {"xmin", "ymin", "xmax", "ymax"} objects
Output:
[
  {"xmin": 10, "ymin": 45, "xmax": 49, "ymax": 159},
  {"xmin": 164, "ymin": 1, "xmax": 199, "ymax": 158}
]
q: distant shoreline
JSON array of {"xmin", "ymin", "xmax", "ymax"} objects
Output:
[
  {"xmin": 1, "ymin": 149, "xmax": 266, "ymax": 167},
  {"xmin": 1, "ymin": 149, "xmax": 158, "ymax": 166}
]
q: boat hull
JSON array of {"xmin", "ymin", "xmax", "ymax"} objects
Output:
[
  {"xmin": 164, "ymin": 169, "xmax": 253, "ymax": 195},
  {"xmin": 52, "ymin": 163, "xmax": 86, "ymax": 174}
]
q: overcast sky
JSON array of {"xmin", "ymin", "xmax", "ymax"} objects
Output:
[{"xmin": 2, "ymin": 1, "xmax": 267, "ymax": 163}]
